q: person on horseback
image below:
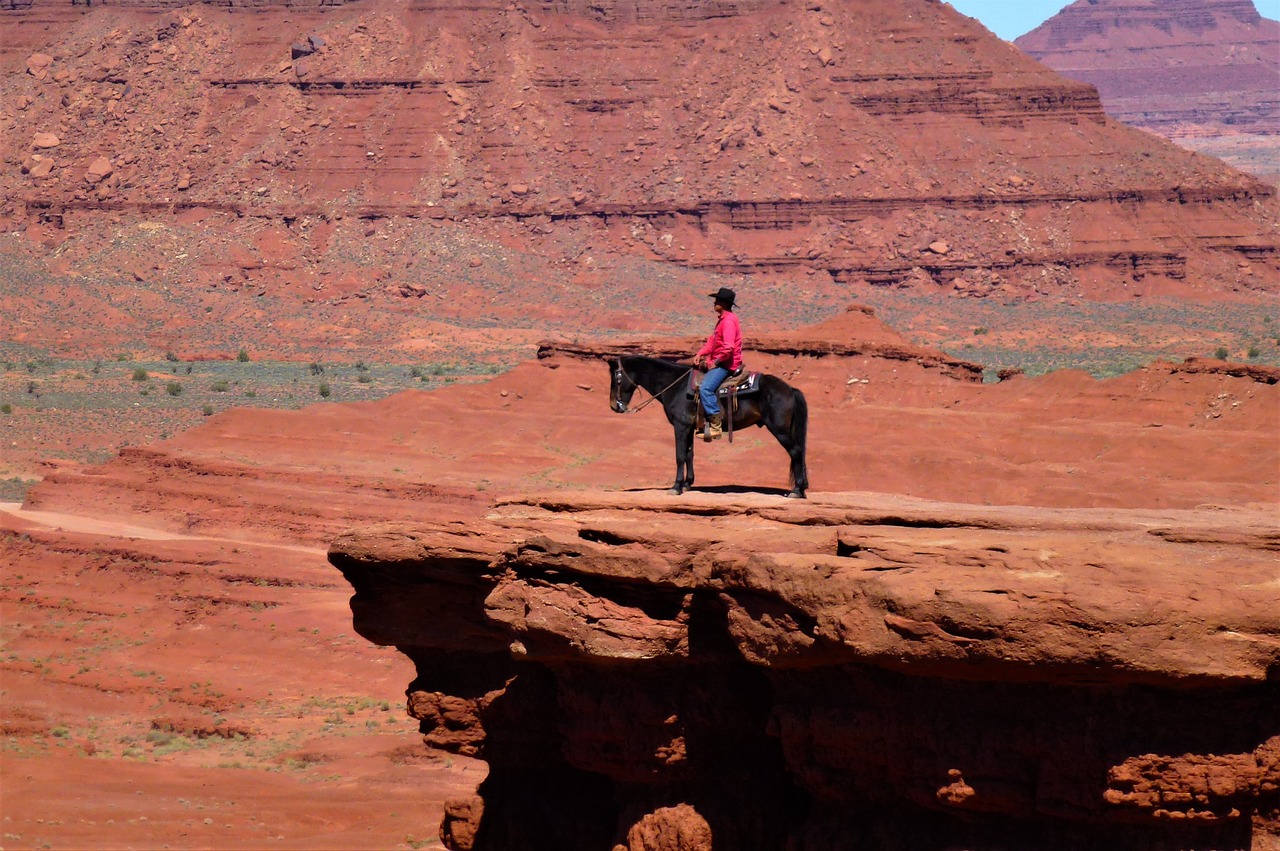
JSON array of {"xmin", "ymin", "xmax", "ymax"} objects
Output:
[{"xmin": 693, "ymin": 286, "xmax": 742, "ymax": 441}]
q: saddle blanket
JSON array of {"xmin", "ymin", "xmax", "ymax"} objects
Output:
[{"xmin": 687, "ymin": 370, "xmax": 762, "ymax": 399}]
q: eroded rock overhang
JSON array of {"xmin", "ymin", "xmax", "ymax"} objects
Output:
[{"xmin": 330, "ymin": 490, "xmax": 1280, "ymax": 850}]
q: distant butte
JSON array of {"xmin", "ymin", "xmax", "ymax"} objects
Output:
[{"xmin": 1017, "ymin": 0, "xmax": 1280, "ymax": 183}]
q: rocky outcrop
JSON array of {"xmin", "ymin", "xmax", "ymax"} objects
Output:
[
  {"xmin": 1017, "ymin": 0, "xmax": 1280, "ymax": 181},
  {"xmin": 330, "ymin": 491, "xmax": 1280, "ymax": 849}
]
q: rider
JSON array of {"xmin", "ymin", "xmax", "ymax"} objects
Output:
[{"xmin": 693, "ymin": 286, "xmax": 742, "ymax": 441}]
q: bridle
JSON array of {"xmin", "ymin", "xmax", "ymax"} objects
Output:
[{"xmin": 613, "ymin": 362, "xmax": 693, "ymax": 414}]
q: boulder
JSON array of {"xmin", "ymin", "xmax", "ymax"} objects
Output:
[
  {"xmin": 83, "ymin": 157, "xmax": 113, "ymax": 184},
  {"xmin": 26, "ymin": 53, "xmax": 53, "ymax": 79}
]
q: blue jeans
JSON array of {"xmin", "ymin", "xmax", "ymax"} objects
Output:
[{"xmin": 699, "ymin": 366, "xmax": 731, "ymax": 416}]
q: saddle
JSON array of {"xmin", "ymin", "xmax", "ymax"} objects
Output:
[{"xmin": 686, "ymin": 366, "xmax": 761, "ymax": 400}]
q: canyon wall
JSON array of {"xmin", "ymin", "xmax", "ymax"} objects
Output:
[{"xmin": 330, "ymin": 491, "xmax": 1280, "ymax": 850}]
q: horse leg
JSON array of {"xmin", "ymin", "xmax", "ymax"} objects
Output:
[
  {"xmin": 764, "ymin": 419, "xmax": 807, "ymax": 499},
  {"xmin": 684, "ymin": 424, "xmax": 695, "ymax": 490},
  {"xmin": 671, "ymin": 424, "xmax": 692, "ymax": 495}
]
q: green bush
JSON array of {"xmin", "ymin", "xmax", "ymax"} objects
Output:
[
  {"xmin": 1247, "ymin": 345, "xmax": 1261, "ymax": 359},
  {"xmin": 0, "ymin": 403, "xmax": 11, "ymax": 415},
  {"xmin": 132, "ymin": 368, "xmax": 149, "ymax": 381},
  {"xmin": 202, "ymin": 405, "xmax": 214, "ymax": 416},
  {"xmin": 318, "ymin": 382, "xmax": 331, "ymax": 398},
  {"xmin": 236, "ymin": 348, "xmax": 250, "ymax": 362},
  {"xmin": 357, "ymin": 374, "xmax": 372, "ymax": 384},
  {"xmin": 165, "ymin": 382, "xmax": 183, "ymax": 396},
  {"xmin": 1214, "ymin": 346, "xmax": 1229, "ymax": 360},
  {"xmin": 211, "ymin": 380, "xmax": 230, "ymax": 392}
]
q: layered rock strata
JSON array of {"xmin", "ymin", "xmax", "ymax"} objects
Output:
[
  {"xmin": 1017, "ymin": 0, "xmax": 1280, "ymax": 181},
  {"xmin": 331, "ymin": 492, "xmax": 1280, "ymax": 850},
  {"xmin": 2, "ymin": 0, "xmax": 1276, "ymax": 305}
]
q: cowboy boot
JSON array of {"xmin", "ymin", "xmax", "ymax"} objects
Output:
[{"xmin": 707, "ymin": 413, "xmax": 724, "ymax": 440}]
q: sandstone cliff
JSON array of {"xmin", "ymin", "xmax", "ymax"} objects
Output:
[
  {"xmin": 331, "ymin": 490, "xmax": 1280, "ymax": 849},
  {"xmin": 2, "ymin": 0, "xmax": 1277, "ymax": 360}
]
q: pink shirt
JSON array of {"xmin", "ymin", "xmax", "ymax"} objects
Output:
[{"xmin": 697, "ymin": 310, "xmax": 743, "ymax": 370}]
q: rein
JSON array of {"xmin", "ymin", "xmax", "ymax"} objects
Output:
[{"xmin": 617, "ymin": 364, "xmax": 693, "ymax": 414}]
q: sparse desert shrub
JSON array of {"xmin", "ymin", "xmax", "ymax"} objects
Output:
[
  {"xmin": 237, "ymin": 348, "xmax": 250, "ymax": 362},
  {"xmin": 1247, "ymin": 345, "xmax": 1261, "ymax": 359},
  {"xmin": 1214, "ymin": 346, "xmax": 1229, "ymax": 360},
  {"xmin": 132, "ymin": 368, "xmax": 149, "ymax": 381},
  {"xmin": 244, "ymin": 389, "xmax": 257, "ymax": 398},
  {"xmin": 211, "ymin": 380, "xmax": 229, "ymax": 392},
  {"xmin": 357, "ymin": 374, "xmax": 372, "ymax": 384},
  {"xmin": 202, "ymin": 405, "xmax": 214, "ymax": 416},
  {"xmin": 165, "ymin": 382, "xmax": 183, "ymax": 396},
  {"xmin": 309, "ymin": 362, "xmax": 324, "ymax": 375},
  {"xmin": 318, "ymin": 382, "xmax": 331, "ymax": 398},
  {"xmin": 91, "ymin": 361, "xmax": 101, "ymax": 374},
  {"xmin": 0, "ymin": 403, "xmax": 11, "ymax": 415},
  {"xmin": 354, "ymin": 360, "xmax": 368, "ymax": 372},
  {"xmin": 165, "ymin": 351, "xmax": 179, "ymax": 362},
  {"xmin": 973, "ymin": 327, "xmax": 989, "ymax": 336},
  {"xmin": 116, "ymin": 353, "xmax": 128, "ymax": 362}
]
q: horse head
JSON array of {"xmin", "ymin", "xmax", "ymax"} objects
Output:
[{"xmin": 607, "ymin": 356, "xmax": 637, "ymax": 414}]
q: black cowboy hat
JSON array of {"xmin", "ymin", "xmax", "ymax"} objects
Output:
[{"xmin": 708, "ymin": 286, "xmax": 737, "ymax": 307}]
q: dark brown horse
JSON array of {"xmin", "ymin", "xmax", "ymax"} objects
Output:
[{"xmin": 607, "ymin": 355, "xmax": 809, "ymax": 498}]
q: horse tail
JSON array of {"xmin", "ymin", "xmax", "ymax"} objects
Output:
[{"xmin": 789, "ymin": 387, "xmax": 808, "ymax": 491}]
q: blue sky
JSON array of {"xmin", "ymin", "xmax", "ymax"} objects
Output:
[
  {"xmin": 947, "ymin": 0, "xmax": 1278, "ymax": 41},
  {"xmin": 946, "ymin": 0, "xmax": 1071, "ymax": 40}
]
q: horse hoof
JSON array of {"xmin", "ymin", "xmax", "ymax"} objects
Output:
[
  {"xmin": 668, "ymin": 487, "xmax": 684, "ymax": 496},
  {"xmin": 786, "ymin": 491, "xmax": 806, "ymax": 500}
]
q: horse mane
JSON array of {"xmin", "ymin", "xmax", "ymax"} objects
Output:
[{"xmin": 622, "ymin": 354, "xmax": 685, "ymax": 369}]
